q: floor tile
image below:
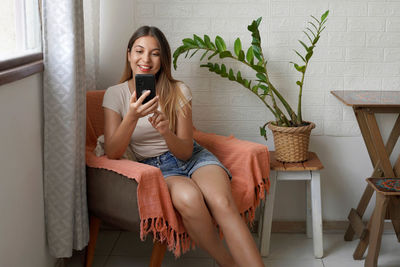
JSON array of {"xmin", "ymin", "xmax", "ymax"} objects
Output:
[
  {"xmin": 111, "ymin": 231, "xmax": 154, "ymax": 256},
  {"xmin": 263, "ymin": 259, "xmax": 324, "ymax": 267},
  {"xmin": 95, "ymin": 230, "xmax": 120, "ymax": 256},
  {"xmin": 105, "ymin": 255, "xmax": 214, "ymax": 267},
  {"xmin": 104, "ymin": 256, "xmax": 149, "ymax": 267},
  {"xmin": 266, "ymin": 234, "xmax": 315, "ymax": 260},
  {"xmin": 322, "ymin": 233, "xmax": 400, "ymax": 267}
]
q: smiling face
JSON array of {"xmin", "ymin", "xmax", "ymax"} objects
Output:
[{"xmin": 128, "ymin": 35, "xmax": 161, "ymax": 76}]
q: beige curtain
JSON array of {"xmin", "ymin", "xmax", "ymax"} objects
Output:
[{"xmin": 42, "ymin": 0, "xmax": 99, "ymax": 258}]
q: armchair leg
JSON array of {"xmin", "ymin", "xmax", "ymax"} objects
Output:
[
  {"xmin": 149, "ymin": 241, "xmax": 167, "ymax": 267},
  {"xmin": 85, "ymin": 215, "xmax": 101, "ymax": 267}
]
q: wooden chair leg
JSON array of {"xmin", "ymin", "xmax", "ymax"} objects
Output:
[
  {"xmin": 365, "ymin": 193, "xmax": 389, "ymax": 267},
  {"xmin": 149, "ymin": 241, "xmax": 167, "ymax": 267},
  {"xmin": 345, "ymin": 184, "xmax": 374, "ymax": 241},
  {"xmin": 353, "ymin": 210, "xmax": 373, "ymax": 260},
  {"xmin": 392, "ymin": 219, "xmax": 400, "ymax": 242},
  {"xmin": 85, "ymin": 215, "xmax": 101, "ymax": 267}
]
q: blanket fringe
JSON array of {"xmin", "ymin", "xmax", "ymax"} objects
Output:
[
  {"xmin": 139, "ymin": 177, "xmax": 269, "ymax": 258},
  {"xmin": 140, "ymin": 217, "xmax": 193, "ymax": 258}
]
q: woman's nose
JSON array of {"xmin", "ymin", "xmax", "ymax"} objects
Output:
[{"xmin": 142, "ymin": 52, "xmax": 151, "ymax": 62}]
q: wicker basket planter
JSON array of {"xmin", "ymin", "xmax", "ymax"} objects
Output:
[{"xmin": 268, "ymin": 121, "xmax": 315, "ymax": 163}]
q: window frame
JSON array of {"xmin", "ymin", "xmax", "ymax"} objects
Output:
[
  {"xmin": 0, "ymin": 53, "xmax": 43, "ymax": 86},
  {"xmin": 0, "ymin": 0, "xmax": 43, "ymax": 86}
]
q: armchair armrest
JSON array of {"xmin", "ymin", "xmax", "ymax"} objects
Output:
[{"xmin": 86, "ymin": 150, "xmax": 162, "ymax": 181}]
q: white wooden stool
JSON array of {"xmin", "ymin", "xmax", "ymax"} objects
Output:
[{"xmin": 258, "ymin": 151, "xmax": 324, "ymax": 258}]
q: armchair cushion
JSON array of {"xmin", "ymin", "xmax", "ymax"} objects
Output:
[{"xmin": 86, "ymin": 90, "xmax": 270, "ymax": 257}]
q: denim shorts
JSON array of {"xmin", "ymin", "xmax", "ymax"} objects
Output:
[{"xmin": 139, "ymin": 141, "xmax": 232, "ymax": 179}]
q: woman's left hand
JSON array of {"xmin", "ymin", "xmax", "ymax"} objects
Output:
[{"xmin": 149, "ymin": 111, "xmax": 170, "ymax": 136}]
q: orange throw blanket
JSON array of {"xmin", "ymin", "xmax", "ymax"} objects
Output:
[{"xmin": 86, "ymin": 90, "xmax": 270, "ymax": 257}]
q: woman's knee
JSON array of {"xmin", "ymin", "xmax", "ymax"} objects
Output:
[
  {"xmin": 170, "ymin": 182, "xmax": 204, "ymax": 217},
  {"xmin": 208, "ymin": 194, "xmax": 237, "ymax": 215}
]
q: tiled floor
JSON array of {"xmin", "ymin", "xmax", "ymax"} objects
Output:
[{"xmin": 67, "ymin": 231, "xmax": 400, "ymax": 267}]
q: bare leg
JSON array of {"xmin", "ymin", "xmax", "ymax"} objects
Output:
[
  {"xmin": 165, "ymin": 176, "xmax": 236, "ymax": 267},
  {"xmin": 192, "ymin": 165, "xmax": 264, "ymax": 267}
]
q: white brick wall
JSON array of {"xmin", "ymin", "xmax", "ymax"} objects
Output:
[
  {"xmin": 122, "ymin": 0, "xmax": 400, "ymax": 138},
  {"xmin": 99, "ymin": 1, "xmax": 400, "ymax": 221}
]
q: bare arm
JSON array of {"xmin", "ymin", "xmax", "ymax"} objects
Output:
[
  {"xmin": 149, "ymin": 101, "xmax": 193, "ymax": 160},
  {"xmin": 104, "ymin": 90, "xmax": 159, "ymax": 159}
]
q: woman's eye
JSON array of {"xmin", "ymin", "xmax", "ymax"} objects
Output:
[
  {"xmin": 135, "ymin": 50, "xmax": 143, "ymax": 54},
  {"xmin": 152, "ymin": 53, "xmax": 160, "ymax": 57}
]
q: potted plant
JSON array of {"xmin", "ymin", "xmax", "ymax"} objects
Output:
[{"xmin": 172, "ymin": 11, "xmax": 329, "ymax": 162}]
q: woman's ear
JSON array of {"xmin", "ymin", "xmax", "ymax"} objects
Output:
[{"xmin": 127, "ymin": 50, "xmax": 131, "ymax": 62}]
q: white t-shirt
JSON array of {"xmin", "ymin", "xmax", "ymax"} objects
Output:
[{"xmin": 102, "ymin": 81, "xmax": 192, "ymax": 160}]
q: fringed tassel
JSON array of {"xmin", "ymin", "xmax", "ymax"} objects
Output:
[{"xmin": 140, "ymin": 217, "xmax": 193, "ymax": 258}]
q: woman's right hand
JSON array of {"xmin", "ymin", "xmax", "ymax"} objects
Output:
[{"xmin": 127, "ymin": 90, "xmax": 159, "ymax": 121}]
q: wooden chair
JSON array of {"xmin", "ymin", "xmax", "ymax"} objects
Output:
[{"xmin": 352, "ymin": 178, "xmax": 400, "ymax": 267}]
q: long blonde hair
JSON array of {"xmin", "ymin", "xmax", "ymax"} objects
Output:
[{"xmin": 120, "ymin": 26, "xmax": 189, "ymax": 132}]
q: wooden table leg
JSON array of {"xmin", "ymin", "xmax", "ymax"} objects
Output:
[
  {"xmin": 365, "ymin": 112, "xmax": 395, "ymax": 177},
  {"xmin": 365, "ymin": 193, "xmax": 389, "ymax": 267}
]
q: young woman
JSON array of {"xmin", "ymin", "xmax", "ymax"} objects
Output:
[{"xmin": 102, "ymin": 26, "xmax": 264, "ymax": 267}]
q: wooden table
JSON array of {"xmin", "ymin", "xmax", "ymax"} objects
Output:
[
  {"xmin": 258, "ymin": 151, "xmax": 324, "ymax": 258},
  {"xmin": 330, "ymin": 90, "xmax": 400, "ymax": 243}
]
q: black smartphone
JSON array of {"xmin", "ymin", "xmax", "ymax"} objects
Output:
[{"xmin": 135, "ymin": 74, "xmax": 156, "ymax": 104}]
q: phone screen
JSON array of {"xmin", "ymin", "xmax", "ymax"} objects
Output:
[{"xmin": 135, "ymin": 74, "xmax": 156, "ymax": 104}]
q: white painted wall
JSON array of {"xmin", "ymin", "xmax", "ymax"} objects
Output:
[
  {"xmin": 98, "ymin": 0, "xmax": 400, "ymax": 221},
  {"xmin": 0, "ymin": 74, "xmax": 54, "ymax": 267}
]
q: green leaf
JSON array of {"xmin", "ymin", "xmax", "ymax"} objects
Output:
[
  {"xmin": 200, "ymin": 50, "xmax": 209, "ymax": 61},
  {"xmin": 204, "ymin": 35, "xmax": 215, "ymax": 49},
  {"xmin": 236, "ymin": 71, "xmax": 243, "ymax": 83},
  {"xmin": 220, "ymin": 64, "xmax": 227, "ymax": 77},
  {"xmin": 306, "ymin": 28, "xmax": 316, "ymax": 38},
  {"xmin": 258, "ymin": 84, "xmax": 269, "ymax": 93},
  {"xmin": 189, "ymin": 49, "xmax": 200, "ymax": 58},
  {"xmin": 299, "ymin": 40, "xmax": 309, "ymax": 52},
  {"xmin": 256, "ymin": 73, "xmax": 267, "ymax": 82},
  {"xmin": 234, "ymin": 38, "xmax": 242, "ymax": 57},
  {"xmin": 215, "ymin": 36, "xmax": 226, "ymax": 52},
  {"xmin": 252, "ymin": 85, "xmax": 258, "ymax": 93},
  {"xmin": 293, "ymin": 63, "xmax": 306, "ymax": 73},
  {"xmin": 228, "ymin": 69, "xmax": 235, "ymax": 81},
  {"xmin": 246, "ymin": 46, "xmax": 254, "ymax": 63},
  {"xmin": 303, "ymin": 31, "xmax": 313, "ymax": 44},
  {"xmin": 260, "ymin": 126, "xmax": 266, "ymax": 137},
  {"xmin": 256, "ymin": 17, "xmax": 262, "ymax": 26},
  {"xmin": 252, "ymin": 45, "xmax": 263, "ymax": 61},
  {"xmin": 252, "ymin": 64, "xmax": 266, "ymax": 73},
  {"xmin": 308, "ymin": 21, "xmax": 318, "ymax": 31},
  {"xmin": 208, "ymin": 51, "xmax": 219, "ymax": 60},
  {"xmin": 214, "ymin": 63, "xmax": 221, "ymax": 74},
  {"xmin": 294, "ymin": 50, "xmax": 306, "ymax": 62},
  {"xmin": 247, "ymin": 21, "xmax": 257, "ymax": 32},
  {"xmin": 193, "ymin": 34, "xmax": 206, "ymax": 48},
  {"xmin": 311, "ymin": 15, "xmax": 320, "ymax": 24},
  {"xmin": 182, "ymin": 38, "xmax": 196, "ymax": 47},
  {"xmin": 243, "ymin": 79, "xmax": 250, "ymax": 88},
  {"xmin": 296, "ymin": 81, "xmax": 303, "ymax": 86},
  {"xmin": 238, "ymin": 50, "xmax": 245, "ymax": 61},
  {"xmin": 305, "ymin": 50, "xmax": 313, "ymax": 61},
  {"xmin": 219, "ymin": 51, "xmax": 233, "ymax": 58},
  {"xmin": 321, "ymin": 10, "xmax": 329, "ymax": 22}
]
